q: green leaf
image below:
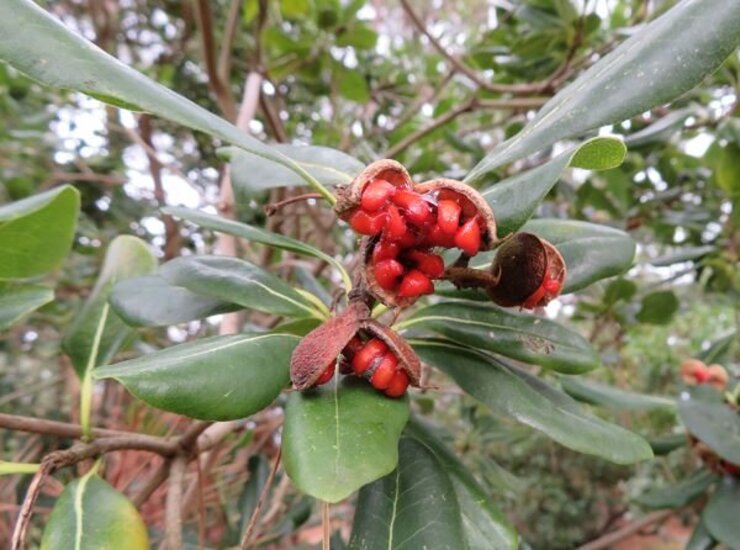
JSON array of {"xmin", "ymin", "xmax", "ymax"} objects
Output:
[
  {"xmin": 636, "ymin": 290, "xmax": 679, "ymax": 325},
  {"xmin": 110, "ymin": 274, "xmax": 242, "ymax": 327},
  {"xmin": 482, "ymin": 136, "xmax": 626, "ymax": 236},
  {"xmin": 466, "ymin": 0, "xmax": 740, "ymax": 181},
  {"xmin": 336, "ymin": 25, "xmax": 378, "ymax": 50},
  {"xmin": 649, "ymin": 245, "xmax": 715, "ymax": 267},
  {"xmin": 626, "ymin": 107, "xmax": 697, "ymax": 148},
  {"xmin": 400, "ymin": 301, "xmax": 599, "ymax": 374},
  {"xmin": 635, "ymin": 470, "xmax": 716, "ymax": 510},
  {"xmin": 282, "ymin": 378, "xmax": 409, "ymax": 503},
  {"xmin": 0, "ymin": 0, "xmax": 334, "ymax": 203},
  {"xmin": 703, "ymin": 479, "xmax": 740, "ymax": 549},
  {"xmin": 41, "ymin": 473, "xmax": 149, "ymax": 550},
  {"xmin": 349, "ymin": 436, "xmax": 466, "ymax": 549},
  {"xmin": 156, "ymin": 255, "xmax": 325, "ymax": 320},
  {"xmin": 698, "ymin": 331, "xmax": 736, "ymax": 364},
  {"xmin": 0, "ymin": 283, "xmax": 53, "ymax": 330},
  {"xmin": 62, "ymin": 236, "xmax": 157, "ymax": 379},
  {"xmin": 519, "ymin": 219, "xmax": 636, "ymax": 293},
  {"xmin": 648, "ymin": 434, "xmax": 686, "ymax": 456},
  {"xmin": 164, "ymin": 206, "xmax": 351, "ymax": 291},
  {"xmin": 0, "ymin": 185, "xmax": 79, "ymax": 279},
  {"xmin": 413, "ymin": 340, "xmax": 653, "ymax": 464},
  {"xmin": 686, "ymin": 519, "xmax": 716, "ymax": 550},
  {"xmin": 336, "ymin": 67, "xmax": 369, "ymax": 103},
  {"xmin": 222, "ymin": 144, "xmax": 363, "ymax": 195},
  {"xmin": 678, "ymin": 398, "xmax": 740, "ymax": 465},
  {"xmin": 96, "ymin": 333, "xmax": 298, "ymax": 421},
  {"xmin": 281, "ymin": 0, "xmax": 311, "ymax": 18},
  {"xmin": 561, "ymin": 377, "xmax": 676, "ymax": 411}
]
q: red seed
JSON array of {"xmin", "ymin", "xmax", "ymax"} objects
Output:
[
  {"xmin": 437, "ymin": 199, "xmax": 462, "ymax": 235},
  {"xmin": 343, "ymin": 336, "xmax": 364, "ymax": 358},
  {"xmin": 374, "ymin": 259, "xmax": 405, "ymax": 290},
  {"xmin": 424, "ymin": 224, "xmax": 457, "ymax": 248},
  {"xmin": 454, "ymin": 215, "xmax": 481, "ymax": 256},
  {"xmin": 384, "ymin": 204, "xmax": 407, "ymax": 242},
  {"xmin": 397, "ymin": 228, "xmax": 419, "ymax": 248},
  {"xmin": 385, "ymin": 370, "xmax": 409, "ymax": 397},
  {"xmin": 349, "ymin": 209, "xmax": 386, "ymax": 235},
  {"xmin": 407, "ymin": 250, "xmax": 445, "ymax": 279},
  {"xmin": 398, "ymin": 269, "xmax": 434, "ymax": 298},
  {"xmin": 361, "ymin": 179, "xmax": 396, "ymax": 212},
  {"xmin": 392, "ymin": 190, "xmax": 432, "ymax": 226},
  {"xmin": 694, "ymin": 367, "xmax": 710, "ymax": 383},
  {"xmin": 370, "ymin": 353, "xmax": 397, "ymax": 390},
  {"xmin": 314, "ymin": 361, "xmax": 335, "ymax": 386},
  {"xmin": 543, "ymin": 276, "xmax": 561, "ymax": 295},
  {"xmin": 352, "ymin": 338, "xmax": 388, "ymax": 375},
  {"xmin": 372, "ymin": 240, "xmax": 400, "ymax": 264},
  {"xmin": 522, "ymin": 285, "xmax": 546, "ymax": 310}
]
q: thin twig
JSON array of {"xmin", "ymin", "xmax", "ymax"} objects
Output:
[
  {"xmin": 265, "ymin": 193, "xmax": 323, "ymax": 216},
  {"xmin": 239, "ymin": 447, "xmax": 282, "ymax": 550},
  {"xmin": 322, "ymin": 501, "xmax": 330, "ymax": 550},
  {"xmin": 10, "ymin": 462, "xmax": 52, "ymax": 550},
  {"xmin": 577, "ymin": 510, "xmax": 673, "ymax": 550}
]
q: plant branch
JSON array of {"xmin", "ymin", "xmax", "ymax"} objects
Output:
[
  {"xmin": 239, "ymin": 446, "xmax": 282, "ymax": 550},
  {"xmin": 217, "ymin": 0, "xmax": 242, "ymax": 82},
  {"xmin": 164, "ymin": 456, "xmax": 187, "ymax": 550},
  {"xmin": 577, "ymin": 510, "xmax": 673, "ymax": 550}
]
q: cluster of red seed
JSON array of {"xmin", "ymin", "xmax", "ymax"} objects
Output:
[
  {"xmin": 312, "ymin": 336, "xmax": 409, "ymax": 397},
  {"xmin": 347, "ymin": 178, "xmax": 485, "ymax": 298}
]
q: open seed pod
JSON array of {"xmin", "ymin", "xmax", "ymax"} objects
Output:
[
  {"xmin": 334, "ymin": 159, "xmax": 414, "ymax": 221},
  {"xmin": 486, "ymin": 232, "xmax": 566, "ymax": 309}
]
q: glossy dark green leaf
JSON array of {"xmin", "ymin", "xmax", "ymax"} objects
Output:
[
  {"xmin": 635, "ymin": 470, "xmax": 716, "ymax": 509},
  {"xmin": 561, "ymin": 377, "xmax": 676, "ymax": 411},
  {"xmin": 96, "ymin": 334, "xmax": 299, "ymax": 420},
  {"xmin": 0, "ymin": 0, "xmax": 333, "ymax": 202},
  {"xmin": 223, "ymin": 144, "xmax": 363, "ymax": 195},
  {"xmin": 702, "ymin": 479, "xmax": 740, "ymax": 549},
  {"xmin": 282, "ymin": 378, "xmax": 409, "ymax": 503},
  {"xmin": 413, "ymin": 340, "xmax": 653, "ymax": 464},
  {"xmin": 63, "ymin": 236, "xmax": 157, "ymax": 379},
  {"xmin": 636, "ymin": 291, "xmax": 679, "ymax": 325},
  {"xmin": 648, "ymin": 434, "xmax": 687, "ymax": 456},
  {"xmin": 678, "ymin": 398, "xmax": 740, "ymax": 464},
  {"xmin": 41, "ymin": 473, "xmax": 148, "ymax": 550},
  {"xmin": 0, "ymin": 283, "xmax": 53, "ymax": 330},
  {"xmin": 349, "ymin": 436, "xmax": 466, "ymax": 550},
  {"xmin": 157, "ymin": 255, "xmax": 325, "ymax": 320},
  {"xmin": 466, "ymin": 0, "xmax": 740, "ymax": 180},
  {"xmin": 400, "ymin": 301, "xmax": 599, "ymax": 374},
  {"xmin": 110, "ymin": 274, "xmax": 242, "ymax": 327},
  {"xmin": 164, "ymin": 206, "xmax": 351, "ymax": 290},
  {"xmin": 482, "ymin": 136, "xmax": 626, "ymax": 236},
  {"xmin": 0, "ymin": 185, "xmax": 79, "ymax": 280}
]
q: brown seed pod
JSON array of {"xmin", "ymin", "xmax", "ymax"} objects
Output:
[
  {"xmin": 334, "ymin": 159, "xmax": 413, "ymax": 220},
  {"xmin": 290, "ymin": 301, "xmax": 370, "ymax": 390},
  {"xmin": 414, "ymin": 178, "xmax": 498, "ymax": 250},
  {"xmin": 359, "ymin": 318, "xmax": 422, "ymax": 386}
]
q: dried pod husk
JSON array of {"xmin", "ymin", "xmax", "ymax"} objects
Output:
[
  {"xmin": 415, "ymin": 178, "xmax": 498, "ymax": 250},
  {"xmin": 360, "ymin": 235, "xmax": 420, "ymax": 309},
  {"xmin": 359, "ymin": 319, "xmax": 421, "ymax": 386},
  {"xmin": 487, "ymin": 232, "xmax": 566, "ymax": 309},
  {"xmin": 334, "ymin": 159, "xmax": 413, "ymax": 220},
  {"xmin": 290, "ymin": 302, "xmax": 370, "ymax": 390}
]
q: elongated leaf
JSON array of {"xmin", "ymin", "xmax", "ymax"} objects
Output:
[
  {"xmin": 466, "ymin": 0, "xmax": 740, "ymax": 180},
  {"xmin": 413, "ymin": 340, "xmax": 652, "ymax": 464},
  {"xmin": 482, "ymin": 137, "xmax": 626, "ymax": 236},
  {"xmin": 0, "ymin": 0, "xmax": 332, "ymax": 201},
  {"xmin": 0, "ymin": 185, "xmax": 79, "ymax": 280},
  {"xmin": 110, "ymin": 274, "xmax": 241, "ymax": 327},
  {"xmin": 0, "ymin": 283, "xmax": 53, "ymax": 330},
  {"xmin": 282, "ymin": 378, "xmax": 409, "ymax": 503},
  {"xmin": 158, "ymin": 255, "xmax": 324, "ymax": 320},
  {"xmin": 648, "ymin": 433, "xmax": 686, "ymax": 456},
  {"xmin": 626, "ymin": 107, "xmax": 697, "ymax": 147},
  {"xmin": 649, "ymin": 245, "xmax": 715, "ymax": 267},
  {"xmin": 678, "ymin": 397, "xmax": 740, "ymax": 464},
  {"xmin": 349, "ymin": 436, "xmax": 466, "ymax": 550},
  {"xmin": 635, "ymin": 470, "xmax": 716, "ymax": 509},
  {"xmin": 561, "ymin": 377, "xmax": 676, "ymax": 411},
  {"xmin": 698, "ymin": 331, "xmax": 736, "ymax": 365},
  {"xmin": 223, "ymin": 144, "xmax": 363, "ymax": 195},
  {"xmin": 63, "ymin": 236, "xmax": 157, "ymax": 379},
  {"xmin": 702, "ymin": 479, "xmax": 740, "ymax": 549},
  {"xmin": 400, "ymin": 302, "xmax": 599, "ymax": 374},
  {"xmin": 41, "ymin": 473, "xmax": 148, "ymax": 550},
  {"xmin": 164, "ymin": 206, "xmax": 351, "ymax": 290},
  {"xmin": 686, "ymin": 519, "xmax": 716, "ymax": 550},
  {"xmin": 96, "ymin": 334, "xmax": 298, "ymax": 421}
]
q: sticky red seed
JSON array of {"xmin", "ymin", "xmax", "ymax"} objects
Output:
[
  {"xmin": 392, "ymin": 190, "xmax": 432, "ymax": 226},
  {"xmin": 370, "ymin": 353, "xmax": 397, "ymax": 390},
  {"xmin": 454, "ymin": 215, "xmax": 481, "ymax": 256},
  {"xmin": 543, "ymin": 276, "xmax": 561, "ymax": 294},
  {"xmin": 397, "ymin": 269, "xmax": 434, "ymax": 298},
  {"xmin": 349, "ymin": 209, "xmax": 386, "ymax": 235},
  {"xmin": 522, "ymin": 285, "xmax": 547, "ymax": 310},
  {"xmin": 437, "ymin": 199, "xmax": 462, "ymax": 235},
  {"xmin": 314, "ymin": 361, "xmax": 335, "ymax": 386},
  {"xmin": 372, "ymin": 240, "xmax": 401, "ymax": 264},
  {"xmin": 352, "ymin": 338, "xmax": 388, "ymax": 375},
  {"xmin": 407, "ymin": 250, "xmax": 445, "ymax": 279},
  {"xmin": 374, "ymin": 259, "xmax": 405, "ymax": 290},
  {"xmin": 424, "ymin": 224, "xmax": 457, "ymax": 248},
  {"xmin": 361, "ymin": 179, "xmax": 396, "ymax": 212},
  {"xmin": 385, "ymin": 370, "xmax": 409, "ymax": 397},
  {"xmin": 384, "ymin": 204, "xmax": 407, "ymax": 241}
]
